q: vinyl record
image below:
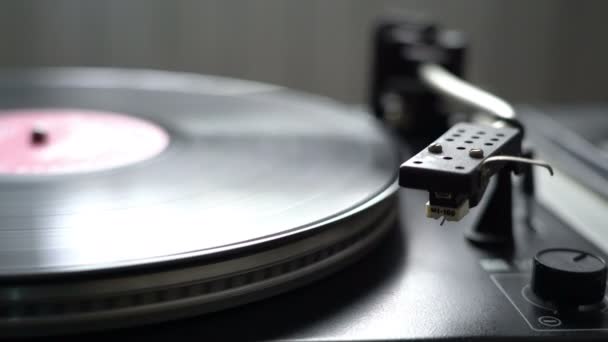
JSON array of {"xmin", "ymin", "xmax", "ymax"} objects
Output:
[{"xmin": 0, "ymin": 68, "xmax": 399, "ymax": 336}]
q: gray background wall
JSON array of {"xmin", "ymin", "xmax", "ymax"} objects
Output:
[{"xmin": 0, "ymin": 0, "xmax": 606, "ymax": 104}]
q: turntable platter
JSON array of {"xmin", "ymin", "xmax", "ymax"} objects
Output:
[{"xmin": 0, "ymin": 68, "xmax": 398, "ymax": 336}]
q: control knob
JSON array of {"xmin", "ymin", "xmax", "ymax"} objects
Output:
[{"xmin": 532, "ymin": 248, "xmax": 607, "ymax": 309}]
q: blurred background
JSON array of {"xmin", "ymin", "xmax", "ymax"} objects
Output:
[{"xmin": 0, "ymin": 0, "xmax": 607, "ymax": 105}]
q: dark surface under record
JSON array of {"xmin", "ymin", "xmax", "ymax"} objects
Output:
[{"xmin": 67, "ymin": 188, "xmax": 608, "ymax": 341}]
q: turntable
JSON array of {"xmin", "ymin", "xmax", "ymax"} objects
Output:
[{"xmin": 1, "ymin": 15, "xmax": 608, "ymax": 341}]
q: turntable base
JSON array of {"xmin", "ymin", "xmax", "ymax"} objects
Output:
[{"xmin": 78, "ymin": 188, "xmax": 607, "ymax": 341}]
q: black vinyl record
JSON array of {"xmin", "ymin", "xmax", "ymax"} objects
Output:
[{"xmin": 0, "ymin": 68, "xmax": 398, "ymax": 336}]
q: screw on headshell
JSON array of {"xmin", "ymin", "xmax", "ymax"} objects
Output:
[
  {"xmin": 469, "ymin": 148, "xmax": 484, "ymax": 159},
  {"xmin": 428, "ymin": 143, "xmax": 443, "ymax": 154}
]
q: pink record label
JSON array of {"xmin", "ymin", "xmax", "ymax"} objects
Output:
[{"xmin": 0, "ymin": 109, "xmax": 170, "ymax": 174}]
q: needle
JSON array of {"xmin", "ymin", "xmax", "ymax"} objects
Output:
[{"xmin": 440, "ymin": 217, "xmax": 446, "ymax": 226}]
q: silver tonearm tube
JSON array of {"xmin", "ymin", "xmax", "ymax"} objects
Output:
[{"xmin": 418, "ymin": 63, "xmax": 519, "ymax": 127}]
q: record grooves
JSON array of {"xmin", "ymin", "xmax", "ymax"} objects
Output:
[{"xmin": 0, "ymin": 68, "xmax": 399, "ymax": 336}]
